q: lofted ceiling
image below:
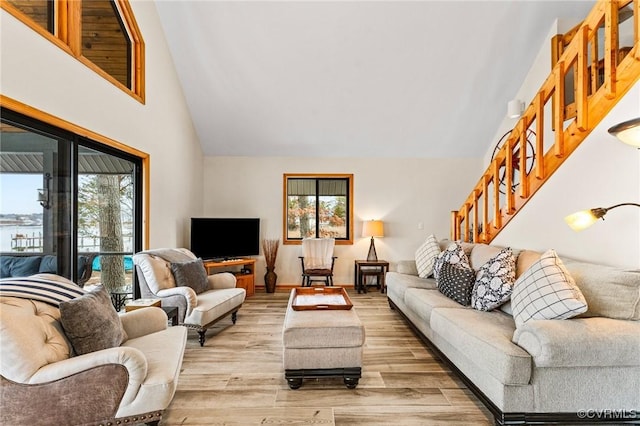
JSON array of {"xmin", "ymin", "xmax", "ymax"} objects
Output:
[{"xmin": 155, "ymin": 0, "xmax": 595, "ymax": 158}]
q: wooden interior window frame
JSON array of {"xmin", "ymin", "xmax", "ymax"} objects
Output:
[
  {"xmin": 0, "ymin": 94, "xmax": 150, "ymax": 250},
  {"xmin": 283, "ymin": 173, "xmax": 354, "ymax": 245},
  {"xmin": 1, "ymin": 0, "xmax": 145, "ymax": 103}
]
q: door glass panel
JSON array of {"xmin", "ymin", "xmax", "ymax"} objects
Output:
[
  {"xmin": 0, "ymin": 122, "xmax": 70, "ymax": 279},
  {"xmin": 78, "ymin": 145, "xmax": 135, "ymax": 310}
]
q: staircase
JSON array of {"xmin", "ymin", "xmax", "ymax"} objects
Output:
[{"xmin": 451, "ymin": 0, "xmax": 640, "ymax": 243}]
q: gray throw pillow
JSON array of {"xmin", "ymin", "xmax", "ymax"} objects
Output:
[
  {"xmin": 59, "ymin": 285, "xmax": 127, "ymax": 355},
  {"xmin": 437, "ymin": 261, "xmax": 475, "ymax": 306},
  {"xmin": 170, "ymin": 258, "xmax": 209, "ymax": 294}
]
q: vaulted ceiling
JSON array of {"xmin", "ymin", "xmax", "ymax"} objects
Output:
[{"xmin": 156, "ymin": 1, "xmax": 595, "ymax": 158}]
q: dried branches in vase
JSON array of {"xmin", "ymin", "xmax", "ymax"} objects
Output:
[{"xmin": 262, "ymin": 238, "xmax": 280, "ymax": 293}]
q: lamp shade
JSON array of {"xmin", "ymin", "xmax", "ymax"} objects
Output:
[
  {"xmin": 362, "ymin": 220, "xmax": 384, "ymax": 238},
  {"xmin": 564, "ymin": 203, "xmax": 640, "ymax": 231},
  {"xmin": 564, "ymin": 210, "xmax": 601, "ymax": 231},
  {"xmin": 608, "ymin": 117, "xmax": 640, "ymax": 147}
]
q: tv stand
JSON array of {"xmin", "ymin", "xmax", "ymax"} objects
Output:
[{"xmin": 203, "ymin": 258, "xmax": 255, "ymax": 297}]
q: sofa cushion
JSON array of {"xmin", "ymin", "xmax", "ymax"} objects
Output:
[
  {"xmin": 471, "ymin": 247, "xmax": 516, "ymax": 311},
  {"xmin": 60, "ymin": 285, "xmax": 128, "ymax": 355},
  {"xmin": 430, "ymin": 307, "xmax": 532, "ymax": 385},
  {"xmin": 415, "ymin": 234, "xmax": 440, "ymax": 278},
  {"xmin": 184, "ymin": 287, "xmax": 245, "ymax": 326},
  {"xmin": 170, "ymin": 258, "xmax": 209, "ymax": 294},
  {"xmin": 511, "ymin": 249, "xmax": 587, "ymax": 327},
  {"xmin": 404, "ymin": 287, "xmax": 463, "ymax": 325},
  {"xmin": 437, "ymin": 261, "xmax": 475, "ymax": 306},
  {"xmin": 561, "ymin": 258, "xmax": 640, "ymax": 320},
  {"xmin": 0, "ymin": 256, "xmax": 43, "ymax": 278},
  {"xmin": 396, "ymin": 260, "xmax": 419, "ymax": 276},
  {"xmin": 433, "ymin": 241, "xmax": 471, "ymax": 281},
  {"xmin": 469, "ymin": 244, "xmax": 502, "ymax": 270},
  {"xmin": 386, "ymin": 271, "xmax": 437, "ymax": 305},
  {"xmin": 515, "ymin": 250, "xmax": 541, "ymax": 278}
]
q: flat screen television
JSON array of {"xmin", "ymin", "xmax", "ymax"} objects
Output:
[{"xmin": 190, "ymin": 218, "xmax": 260, "ymax": 260}]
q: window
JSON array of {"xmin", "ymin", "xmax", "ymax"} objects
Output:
[
  {"xmin": 283, "ymin": 174, "xmax": 353, "ymax": 245},
  {"xmin": 5, "ymin": 0, "xmax": 53, "ymax": 33},
  {"xmin": 1, "ymin": 106, "xmax": 147, "ymax": 307},
  {"xmin": 1, "ymin": 0, "xmax": 144, "ymax": 102},
  {"xmin": 82, "ymin": 0, "xmax": 132, "ymax": 89}
]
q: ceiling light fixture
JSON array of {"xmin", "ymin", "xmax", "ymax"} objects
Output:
[
  {"xmin": 607, "ymin": 117, "xmax": 640, "ymax": 147},
  {"xmin": 507, "ymin": 99, "xmax": 524, "ymax": 119}
]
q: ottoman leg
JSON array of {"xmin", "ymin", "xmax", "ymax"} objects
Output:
[
  {"xmin": 287, "ymin": 378, "xmax": 303, "ymax": 389},
  {"xmin": 344, "ymin": 377, "xmax": 359, "ymax": 389}
]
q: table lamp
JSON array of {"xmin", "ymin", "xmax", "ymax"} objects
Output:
[{"xmin": 362, "ymin": 220, "xmax": 384, "ymax": 261}]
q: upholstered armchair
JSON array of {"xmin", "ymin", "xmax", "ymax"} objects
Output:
[
  {"xmin": 133, "ymin": 248, "xmax": 246, "ymax": 346},
  {"xmin": 0, "ymin": 274, "xmax": 187, "ymax": 426}
]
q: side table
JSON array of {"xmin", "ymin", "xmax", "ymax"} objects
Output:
[
  {"xmin": 354, "ymin": 260, "xmax": 390, "ymax": 294},
  {"xmin": 161, "ymin": 306, "xmax": 179, "ymax": 326}
]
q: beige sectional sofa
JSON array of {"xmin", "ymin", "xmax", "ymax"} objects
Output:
[{"xmin": 386, "ymin": 241, "xmax": 640, "ymax": 425}]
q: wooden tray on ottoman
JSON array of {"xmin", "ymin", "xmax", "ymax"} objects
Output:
[{"xmin": 291, "ymin": 287, "xmax": 353, "ymax": 311}]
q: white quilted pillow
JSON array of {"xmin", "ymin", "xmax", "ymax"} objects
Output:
[
  {"xmin": 414, "ymin": 234, "xmax": 441, "ymax": 278},
  {"xmin": 511, "ymin": 249, "xmax": 587, "ymax": 327}
]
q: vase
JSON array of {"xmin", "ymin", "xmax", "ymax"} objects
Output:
[{"xmin": 264, "ymin": 267, "xmax": 277, "ymax": 293}]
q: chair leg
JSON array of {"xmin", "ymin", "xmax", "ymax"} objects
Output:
[
  {"xmin": 232, "ymin": 311, "xmax": 238, "ymax": 324},
  {"xmin": 197, "ymin": 329, "xmax": 206, "ymax": 347}
]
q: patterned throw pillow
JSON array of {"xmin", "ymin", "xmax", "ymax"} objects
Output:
[
  {"xmin": 433, "ymin": 241, "xmax": 471, "ymax": 281},
  {"xmin": 436, "ymin": 261, "xmax": 476, "ymax": 306},
  {"xmin": 60, "ymin": 285, "xmax": 128, "ymax": 355},
  {"xmin": 511, "ymin": 249, "xmax": 588, "ymax": 327},
  {"xmin": 471, "ymin": 247, "xmax": 516, "ymax": 311},
  {"xmin": 414, "ymin": 234, "xmax": 441, "ymax": 278}
]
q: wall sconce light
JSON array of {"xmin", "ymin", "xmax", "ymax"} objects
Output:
[
  {"xmin": 507, "ymin": 99, "xmax": 524, "ymax": 119},
  {"xmin": 362, "ymin": 220, "xmax": 384, "ymax": 261},
  {"xmin": 564, "ymin": 202, "xmax": 640, "ymax": 231},
  {"xmin": 608, "ymin": 117, "xmax": 640, "ymax": 147},
  {"xmin": 37, "ymin": 173, "xmax": 52, "ymax": 209}
]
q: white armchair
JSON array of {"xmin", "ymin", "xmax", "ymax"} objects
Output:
[
  {"xmin": 133, "ymin": 248, "xmax": 246, "ymax": 346},
  {"xmin": 0, "ymin": 296, "xmax": 186, "ymax": 426}
]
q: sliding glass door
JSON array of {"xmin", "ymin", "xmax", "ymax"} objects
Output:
[{"xmin": 1, "ymin": 109, "xmax": 143, "ymax": 307}]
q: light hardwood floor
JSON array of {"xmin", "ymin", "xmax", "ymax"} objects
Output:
[{"xmin": 163, "ymin": 288, "xmax": 494, "ymax": 425}]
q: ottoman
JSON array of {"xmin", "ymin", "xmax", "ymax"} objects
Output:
[{"xmin": 282, "ymin": 289, "xmax": 365, "ymax": 389}]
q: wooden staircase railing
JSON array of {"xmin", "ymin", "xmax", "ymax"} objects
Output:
[{"xmin": 451, "ymin": 0, "xmax": 640, "ymax": 243}]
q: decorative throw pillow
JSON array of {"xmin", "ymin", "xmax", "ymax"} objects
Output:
[
  {"xmin": 471, "ymin": 247, "xmax": 516, "ymax": 311},
  {"xmin": 436, "ymin": 261, "xmax": 476, "ymax": 306},
  {"xmin": 59, "ymin": 285, "xmax": 127, "ymax": 355},
  {"xmin": 414, "ymin": 234, "xmax": 441, "ymax": 278},
  {"xmin": 433, "ymin": 241, "xmax": 471, "ymax": 281},
  {"xmin": 170, "ymin": 258, "xmax": 209, "ymax": 294},
  {"xmin": 511, "ymin": 249, "xmax": 588, "ymax": 327}
]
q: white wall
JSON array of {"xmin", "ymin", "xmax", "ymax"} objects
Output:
[
  {"xmin": 203, "ymin": 156, "xmax": 482, "ymax": 286},
  {"xmin": 484, "ymin": 17, "xmax": 640, "ymax": 268},
  {"xmin": 0, "ymin": 2, "xmax": 203, "ymax": 248}
]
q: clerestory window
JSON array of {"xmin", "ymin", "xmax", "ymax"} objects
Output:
[
  {"xmin": 283, "ymin": 174, "xmax": 353, "ymax": 245},
  {"xmin": 1, "ymin": 0, "xmax": 144, "ymax": 102}
]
